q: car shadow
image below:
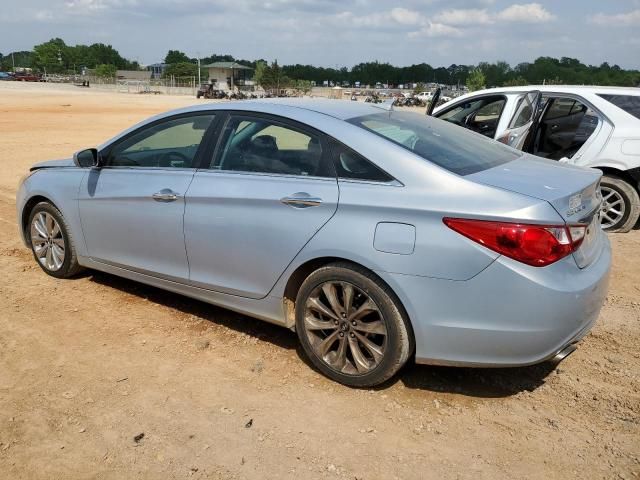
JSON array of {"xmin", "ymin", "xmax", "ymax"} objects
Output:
[
  {"xmin": 86, "ymin": 271, "xmax": 557, "ymax": 398},
  {"xmin": 86, "ymin": 271, "xmax": 298, "ymax": 352}
]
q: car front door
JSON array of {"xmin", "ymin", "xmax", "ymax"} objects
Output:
[
  {"xmin": 435, "ymin": 95, "xmax": 508, "ymax": 139},
  {"xmin": 78, "ymin": 113, "xmax": 217, "ymax": 281},
  {"xmin": 495, "ymin": 90, "xmax": 542, "ymax": 149},
  {"xmin": 184, "ymin": 113, "xmax": 339, "ymax": 299}
]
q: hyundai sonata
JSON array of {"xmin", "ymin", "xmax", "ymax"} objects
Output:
[{"xmin": 17, "ymin": 99, "xmax": 611, "ymax": 386}]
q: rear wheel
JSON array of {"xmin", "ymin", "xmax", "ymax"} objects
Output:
[
  {"xmin": 295, "ymin": 262, "xmax": 413, "ymax": 387},
  {"xmin": 27, "ymin": 202, "xmax": 83, "ymax": 278},
  {"xmin": 600, "ymin": 175, "xmax": 640, "ymax": 233}
]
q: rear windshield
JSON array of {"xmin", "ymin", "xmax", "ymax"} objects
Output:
[
  {"xmin": 597, "ymin": 94, "xmax": 640, "ymax": 120},
  {"xmin": 347, "ymin": 111, "xmax": 520, "ymax": 176}
]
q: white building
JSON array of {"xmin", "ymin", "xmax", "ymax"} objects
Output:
[{"xmin": 204, "ymin": 61, "xmax": 253, "ymax": 91}]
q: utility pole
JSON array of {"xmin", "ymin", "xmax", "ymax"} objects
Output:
[
  {"xmin": 11, "ymin": 52, "xmax": 15, "ymax": 72},
  {"xmin": 197, "ymin": 57, "xmax": 201, "ymax": 85}
]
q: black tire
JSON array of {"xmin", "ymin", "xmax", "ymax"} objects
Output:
[
  {"xmin": 295, "ymin": 262, "xmax": 413, "ymax": 387},
  {"xmin": 27, "ymin": 202, "xmax": 83, "ymax": 278},
  {"xmin": 600, "ymin": 175, "xmax": 640, "ymax": 233}
]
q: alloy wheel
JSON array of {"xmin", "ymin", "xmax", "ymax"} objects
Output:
[
  {"xmin": 303, "ymin": 281, "xmax": 388, "ymax": 375},
  {"xmin": 600, "ymin": 186, "xmax": 626, "ymax": 229},
  {"xmin": 30, "ymin": 212, "xmax": 65, "ymax": 271}
]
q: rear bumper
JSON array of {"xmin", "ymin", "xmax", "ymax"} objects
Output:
[{"xmin": 379, "ymin": 233, "xmax": 611, "ymax": 367}]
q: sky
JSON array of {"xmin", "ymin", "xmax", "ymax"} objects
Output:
[{"xmin": 1, "ymin": 0, "xmax": 639, "ymax": 69}]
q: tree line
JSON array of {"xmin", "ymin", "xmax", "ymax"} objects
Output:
[
  {"xmin": 1, "ymin": 38, "xmax": 639, "ymax": 88},
  {"xmin": 0, "ymin": 38, "xmax": 138, "ymax": 75}
]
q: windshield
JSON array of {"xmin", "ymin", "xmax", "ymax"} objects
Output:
[{"xmin": 348, "ymin": 110, "xmax": 521, "ymax": 176}]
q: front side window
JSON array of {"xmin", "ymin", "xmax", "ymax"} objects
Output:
[
  {"xmin": 509, "ymin": 93, "xmax": 537, "ymax": 128},
  {"xmin": 212, "ymin": 116, "xmax": 333, "ymax": 177},
  {"xmin": 107, "ymin": 114, "xmax": 215, "ymax": 168},
  {"xmin": 349, "ymin": 111, "xmax": 520, "ymax": 176},
  {"xmin": 437, "ymin": 96, "xmax": 506, "ymax": 137}
]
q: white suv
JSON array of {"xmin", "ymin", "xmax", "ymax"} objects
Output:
[{"xmin": 433, "ymin": 86, "xmax": 640, "ymax": 232}]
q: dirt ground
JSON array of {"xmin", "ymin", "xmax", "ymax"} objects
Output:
[{"xmin": 0, "ymin": 83, "xmax": 638, "ymax": 480}]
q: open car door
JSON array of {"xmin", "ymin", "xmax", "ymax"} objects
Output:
[
  {"xmin": 496, "ymin": 90, "xmax": 542, "ymax": 150},
  {"xmin": 426, "ymin": 88, "xmax": 441, "ymax": 116}
]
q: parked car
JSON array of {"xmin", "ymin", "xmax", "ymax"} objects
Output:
[
  {"xmin": 13, "ymin": 73, "xmax": 42, "ymax": 82},
  {"xmin": 433, "ymin": 86, "xmax": 640, "ymax": 232},
  {"xmin": 17, "ymin": 99, "xmax": 610, "ymax": 387},
  {"xmin": 0, "ymin": 72, "xmax": 14, "ymax": 81},
  {"xmin": 416, "ymin": 90, "xmax": 451, "ymax": 105}
]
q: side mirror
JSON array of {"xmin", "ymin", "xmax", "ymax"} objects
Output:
[{"xmin": 73, "ymin": 148, "xmax": 100, "ymax": 168}]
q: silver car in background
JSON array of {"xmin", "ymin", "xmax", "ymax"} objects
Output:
[
  {"xmin": 433, "ymin": 86, "xmax": 640, "ymax": 232},
  {"xmin": 16, "ymin": 99, "xmax": 611, "ymax": 387}
]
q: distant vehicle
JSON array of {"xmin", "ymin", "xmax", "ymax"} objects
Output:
[
  {"xmin": 17, "ymin": 99, "xmax": 610, "ymax": 387},
  {"xmin": 416, "ymin": 91, "xmax": 452, "ymax": 103},
  {"xmin": 196, "ymin": 83, "xmax": 227, "ymax": 99},
  {"xmin": 433, "ymin": 86, "xmax": 640, "ymax": 232},
  {"xmin": 13, "ymin": 73, "xmax": 42, "ymax": 82},
  {"xmin": 0, "ymin": 72, "xmax": 13, "ymax": 81}
]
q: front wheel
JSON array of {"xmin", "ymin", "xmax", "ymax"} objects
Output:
[
  {"xmin": 28, "ymin": 202, "xmax": 83, "ymax": 278},
  {"xmin": 295, "ymin": 262, "xmax": 413, "ymax": 387},
  {"xmin": 600, "ymin": 175, "xmax": 640, "ymax": 233}
]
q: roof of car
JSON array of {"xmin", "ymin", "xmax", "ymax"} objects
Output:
[
  {"xmin": 98, "ymin": 99, "xmax": 391, "ymax": 150},
  {"xmin": 226, "ymin": 98, "xmax": 387, "ymax": 120},
  {"xmin": 458, "ymin": 85, "xmax": 640, "ymax": 96}
]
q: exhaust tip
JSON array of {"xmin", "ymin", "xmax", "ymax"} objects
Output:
[{"xmin": 551, "ymin": 343, "xmax": 577, "ymax": 365}]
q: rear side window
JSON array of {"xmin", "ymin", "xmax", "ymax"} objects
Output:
[
  {"xmin": 597, "ymin": 94, "xmax": 640, "ymax": 120},
  {"xmin": 330, "ymin": 142, "xmax": 393, "ymax": 182},
  {"xmin": 348, "ymin": 111, "xmax": 521, "ymax": 176}
]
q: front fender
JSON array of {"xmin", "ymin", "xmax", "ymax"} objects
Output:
[{"xmin": 17, "ymin": 169, "xmax": 89, "ymax": 256}]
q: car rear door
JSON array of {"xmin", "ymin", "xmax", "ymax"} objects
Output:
[
  {"xmin": 183, "ymin": 112, "xmax": 339, "ymax": 299},
  {"xmin": 78, "ymin": 113, "xmax": 217, "ymax": 281}
]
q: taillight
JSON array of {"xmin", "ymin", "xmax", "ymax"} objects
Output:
[{"xmin": 443, "ymin": 218, "xmax": 586, "ymax": 267}]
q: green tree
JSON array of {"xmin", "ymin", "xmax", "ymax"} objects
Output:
[
  {"xmin": 259, "ymin": 60, "xmax": 291, "ymax": 90},
  {"xmin": 503, "ymin": 76, "xmax": 528, "ymax": 87},
  {"xmin": 293, "ymin": 79, "xmax": 313, "ymax": 94},
  {"xmin": 33, "ymin": 38, "xmax": 68, "ymax": 73},
  {"xmin": 413, "ymin": 83, "xmax": 427, "ymax": 94},
  {"xmin": 253, "ymin": 60, "xmax": 267, "ymax": 85},
  {"xmin": 164, "ymin": 50, "xmax": 190, "ymax": 64},
  {"xmin": 0, "ymin": 51, "xmax": 33, "ymax": 71},
  {"xmin": 466, "ymin": 68, "xmax": 486, "ymax": 91},
  {"xmin": 164, "ymin": 62, "xmax": 198, "ymax": 78},
  {"xmin": 94, "ymin": 64, "xmax": 116, "ymax": 78}
]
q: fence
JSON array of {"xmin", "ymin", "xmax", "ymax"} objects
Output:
[{"xmin": 44, "ymin": 75, "xmax": 201, "ymax": 96}]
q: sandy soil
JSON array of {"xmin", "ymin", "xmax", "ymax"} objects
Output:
[{"xmin": 0, "ymin": 83, "xmax": 638, "ymax": 480}]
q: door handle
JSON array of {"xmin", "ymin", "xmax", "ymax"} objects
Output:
[
  {"xmin": 280, "ymin": 192, "xmax": 323, "ymax": 208},
  {"xmin": 152, "ymin": 189, "xmax": 180, "ymax": 202}
]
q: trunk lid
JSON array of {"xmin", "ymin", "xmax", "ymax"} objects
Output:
[{"xmin": 467, "ymin": 154, "xmax": 603, "ymax": 268}]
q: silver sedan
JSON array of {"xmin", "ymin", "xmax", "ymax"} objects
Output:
[{"xmin": 16, "ymin": 99, "xmax": 611, "ymax": 386}]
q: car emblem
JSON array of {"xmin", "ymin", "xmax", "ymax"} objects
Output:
[{"xmin": 567, "ymin": 193, "xmax": 583, "ymax": 216}]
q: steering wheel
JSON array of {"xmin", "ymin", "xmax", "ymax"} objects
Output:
[{"xmin": 158, "ymin": 151, "xmax": 190, "ymax": 168}]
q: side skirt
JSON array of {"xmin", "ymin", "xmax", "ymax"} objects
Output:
[{"xmin": 77, "ymin": 256, "xmax": 289, "ymax": 328}]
